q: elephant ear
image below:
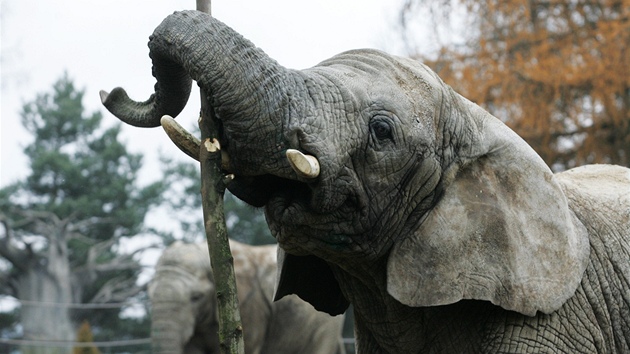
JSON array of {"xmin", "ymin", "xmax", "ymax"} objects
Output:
[
  {"xmin": 387, "ymin": 98, "xmax": 590, "ymax": 316},
  {"xmin": 274, "ymin": 248, "xmax": 349, "ymax": 316}
]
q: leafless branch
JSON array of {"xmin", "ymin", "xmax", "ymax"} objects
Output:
[
  {"xmin": 88, "ymin": 276, "xmax": 143, "ymax": 303},
  {"xmin": 0, "ymin": 214, "xmax": 30, "ymax": 271},
  {"xmin": 0, "ymin": 268, "xmax": 16, "ymax": 296}
]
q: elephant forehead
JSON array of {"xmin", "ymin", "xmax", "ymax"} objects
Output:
[
  {"xmin": 317, "ymin": 49, "xmax": 443, "ymax": 95},
  {"xmin": 149, "ymin": 270, "xmax": 208, "ymax": 298},
  {"xmin": 153, "ymin": 266, "xmax": 206, "ymax": 284},
  {"xmin": 159, "ymin": 244, "xmax": 210, "ymax": 270},
  {"xmin": 310, "ymin": 51, "xmax": 443, "ymax": 133}
]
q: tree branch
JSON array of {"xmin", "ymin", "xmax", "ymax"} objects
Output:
[
  {"xmin": 0, "ymin": 214, "xmax": 30, "ymax": 271},
  {"xmin": 88, "ymin": 275, "xmax": 144, "ymax": 303},
  {"xmin": 0, "ymin": 267, "xmax": 16, "ymax": 296}
]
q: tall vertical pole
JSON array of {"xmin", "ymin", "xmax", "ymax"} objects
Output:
[{"xmin": 196, "ymin": 1, "xmax": 245, "ymax": 353}]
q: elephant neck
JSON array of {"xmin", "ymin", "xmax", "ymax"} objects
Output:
[{"xmin": 330, "ymin": 260, "xmax": 494, "ymax": 353}]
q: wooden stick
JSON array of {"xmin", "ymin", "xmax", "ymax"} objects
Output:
[{"xmin": 196, "ymin": 1, "xmax": 245, "ymax": 353}]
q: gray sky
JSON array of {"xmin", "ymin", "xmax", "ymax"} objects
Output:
[{"xmin": 1, "ymin": 0, "xmax": 404, "ymax": 188}]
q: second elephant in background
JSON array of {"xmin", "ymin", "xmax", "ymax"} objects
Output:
[{"xmin": 149, "ymin": 240, "xmax": 346, "ymax": 354}]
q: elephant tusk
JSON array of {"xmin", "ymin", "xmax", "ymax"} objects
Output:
[
  {"xmin": 160, "ymin": 115, "xmax": 201, "ymax": 161},
  {"xmin": 160, "ymin": 115, "xmax": 232, "ymax": 171},
  {"xmin": 286, "ymin": 149, "xmax": 320, "ymax": 179}
]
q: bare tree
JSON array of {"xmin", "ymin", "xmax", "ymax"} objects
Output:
[{"xmin": 400, "ymin": 0, "xmax": 630, "ymax": 170}]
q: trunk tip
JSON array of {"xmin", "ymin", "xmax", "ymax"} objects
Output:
[
  {"xmin": 99, "ymin": 90, "xmax": 109, "ymax": 104},
  {"xmin": 100, "ymin": 87, "xmax": 162, "ymax": 128}
]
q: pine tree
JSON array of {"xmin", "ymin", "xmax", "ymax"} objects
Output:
[{"xmin": 0, "ymin": 73, "xmax": 164, "ymax": 353}]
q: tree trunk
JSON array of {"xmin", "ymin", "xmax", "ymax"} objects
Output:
[{"xmin": 18, "ymin": 230, "xmax": 74, "ymax": 354}]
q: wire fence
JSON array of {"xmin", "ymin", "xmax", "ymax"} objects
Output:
[
  {"xmin": 0, "ymin": 340, "xmax": 151, "ymax": 354},
  {"xmin": 6, "ymin": 299, "xmax": 146, "ymax": 309},
  {"xmin": 0, "ymin": 296, "xmax": 357, "ymax": 354},
  {"xmin": 0, "ymin": 296, "xmax": 150, "ymax": 354},
  {"xmin": 0, "ymin": 338, "xmax": 355, "ymax": 354},
  {"xmin": 0, "ymin": 338, "xmax": 151, "ymax": 348},
  {"xmin": 343, "ymin": 338, "xmax": 357, "ymax": 353}
]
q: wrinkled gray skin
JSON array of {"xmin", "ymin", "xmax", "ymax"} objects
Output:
[
  {"xmin": 148, "ymin": 240, "xmax": 345, "ymax": 354},
  {"xmin": 106, "ymin": 11, "xmax": 630, "ymax": 353}
]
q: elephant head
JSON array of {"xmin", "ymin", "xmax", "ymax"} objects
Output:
[
  {"xmin": 149, "ymin": 240, "xmax": 346, "ymax": 354},
  {"xmin": 148, "ymin": 241, "xmax": 274, "ymax": 354},
  {"xmin": 105, "ymin": 11, "xmax": 596, "ymax": 352},
  {"xmin": 148, "ymin": 242, "xmax": 218, "ymax": 354}
]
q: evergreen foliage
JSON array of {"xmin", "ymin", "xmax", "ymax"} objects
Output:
[{"xmin": 0, "ymin": 73, "xmax": 163, "ymax": 352}]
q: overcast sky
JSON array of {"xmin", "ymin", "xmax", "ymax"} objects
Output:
[{"xmin": 1, "ymin": 0, "xmax": 407, "ymax": 189}]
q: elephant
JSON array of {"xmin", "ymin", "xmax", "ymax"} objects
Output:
[
  {"xmin": 103, "ymin": 10, "xmax": 630, "ymax": 353},
  {"xmin": 148, "ymin": 240, "xmax": 346, "ymax": 354}
]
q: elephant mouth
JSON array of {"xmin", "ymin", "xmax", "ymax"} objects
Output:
[
  {"xmin": 155, "ymin": 117, "xmax": 370, "ymax": 253},
  {"xmin": 228, "ymin": 172, "xmax": 368, "ymax": 253}
]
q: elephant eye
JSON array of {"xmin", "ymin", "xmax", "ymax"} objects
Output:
[
  {"xmin": 190, "ymin": 292, "xmax": 204, "ymax": 302},
  {"xmin": 370, "ymin": 120, "xmax": 393, "ymax": 141}
]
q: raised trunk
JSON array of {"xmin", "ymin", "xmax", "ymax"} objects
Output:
[{"xmin": 102, "ymin": 10, "xmax": 302, "ymax": 178}]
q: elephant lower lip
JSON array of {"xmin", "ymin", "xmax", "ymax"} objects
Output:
[
  {"xmin": 266, "ymin": 191, "xmax": 359, "ymax": 247},
  {"xmin": 318, "ymin": 234, "xmax": 353, "ymax": 247}
]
